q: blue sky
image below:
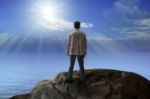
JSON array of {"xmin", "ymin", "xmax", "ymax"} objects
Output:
[
  {"xmin": 0, "ymin": 0, "xmax": 150, "ymax": 79},
  {"xmin": 0, "ymin": 0, "xmax": 150, "ymax": 53}
]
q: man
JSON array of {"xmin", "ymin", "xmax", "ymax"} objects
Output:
[{"xmin": 66, "ymin": 21, "xmax": 87, "ymax": 83}]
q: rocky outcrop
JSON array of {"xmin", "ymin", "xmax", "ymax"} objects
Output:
[
  {"xmin": 10, "ymin": 69, "xmax": 150, "ymax": 99},
  {"xmin": 9, "ymin": 94, "xmax": 30, "ymax": 99}
]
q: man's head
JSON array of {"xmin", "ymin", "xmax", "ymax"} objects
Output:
[{"xmin": 74, "ymin": 21, "xmax": 80, "ymax": 29}]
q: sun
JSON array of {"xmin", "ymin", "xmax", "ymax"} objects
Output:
[
  {"xmin": 38, "ymin": 4, "xmax": 56, "ymax": 18},
  {"xmin": 31, "ymin": 0, "xmax": 69, "ymax": 31},
  {"xmin": 33, "ymin": 0, "xmax": 62, "ymax": 19}
]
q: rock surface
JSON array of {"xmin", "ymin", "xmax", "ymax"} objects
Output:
[
  {"xmin": 9, "ymin": 94, "xmax": 30, "ymax": 99},
  {"xmin": 10, "ymin": 69, "xmax": 150, "ymax": 99}
]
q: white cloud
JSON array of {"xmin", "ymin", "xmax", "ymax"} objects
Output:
[
  {"xmin": 126, "ymin": 31, "xmax": 150, "ymax": 39},
  {"xmin": 88, "ymin": 33, "xmax": 126, "ymax": 52},
  {"xmin": 0, "ymin": 33, "xmax": 10, "ymax": 46},
  {"xmin": 122, "ymin": 31, "xmax": 150, "ymax": 52},
  {"xmin": 39, "ymin": 17, "xmax": 94, "ymax": 31},
  {"xmin": 104, "ymin": 0, "xmax": 150, "ymax": 40},
  {"xmin": 105, "ymin": 0, "xmax": 150, "ymax": 22},
  {"xmin": 88, "ymin": 32, "xmax": 150, "ymax": 52},
  {"xmin": 81, "ymin": 23, "xmax": 94, "ymax": 28},
  {"xmin": 0, "ymin": 33, "xmax": 19, "ymax": 51},
  {"xmin": 88, "ymin": 33, "xmax": 112, "ymax": 40},
  {"xmin": 113, "ymin": 0, "xmax": 148, "ymax": 19},
  {"xmin": 136, "ymin": 18, "xmax": 150, "ymax": 27}
]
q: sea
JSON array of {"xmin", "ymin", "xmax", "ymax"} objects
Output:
[{"xmin": 0, "ymin": 52, "xmax": 150, "ymax": 99}]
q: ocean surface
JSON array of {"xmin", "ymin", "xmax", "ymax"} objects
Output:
[
  {"xmin": 0, "ymin": 52, "xmax": 150, "ymax": 99},
  {"xmin": 0, "ymin": 78, "xmax": 38, "ymax": 99},
  {"xmin": 0, "ymin": 69, "xmax": 58, "ymax": 99}
]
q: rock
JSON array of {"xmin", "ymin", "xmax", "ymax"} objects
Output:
[
  {"xmin": 9, "ymin": 94, "xmax": 30, "ymax": 99},
  {"xmin": 10, "ymin": 69, "xmax": 150, "ymax": 99}
]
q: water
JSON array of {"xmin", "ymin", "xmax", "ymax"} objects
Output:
[
  {"xmin": 0, "ymin": 52, "xmax": 150, "ymax": 99},
  {"xmin": 0, "ymin": 78, "xmax": 36, "ymax": 99},
  {"xmin": 0, "ymin": 68, "xmax": 58, "ymax": 99}
]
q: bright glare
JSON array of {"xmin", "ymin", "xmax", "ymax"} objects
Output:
[
  {"xmin": 38, "ymin": 5, "xmax": 56, "ymax": 18},
  {"xmin": 33, "ymin": 1, "xmax": 62, "ymax": 19},
  {"xmin": 32, "ymin": 0, "xmax": 70, "ymax": 31}
]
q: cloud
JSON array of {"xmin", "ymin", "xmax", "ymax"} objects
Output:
[
  {"xmin": 103, "ymin": 0, "xmax": 150, "ymax": 40},
  {"xmin": 136, "ymin": 18, "xmax": 150, "ymax": 27},
  {"xmin": 81, "ymin": 23, "xmax": 94, "ymax": 28},
  {"xmin": 106, "ymin": 0, "xmax": 150, "ymax": 20},
  {"xmin": 119, "ymin": 0, "xmax": 141, "ymax": 6},
  {"xmin": 126, "ymin": 31, "xmax": 150, "ymax": 39},
  {"xmin": 0, "ymin": 32, "xmax": 21, "ymax": 53},
  {"xmin": 122, "ymin": 31, "xmax": 150, "ymax": 52},
  {"xmin": 0, "ymin": 33, "xmax": 10, "ymax": 47},
  {"xmin": 88, "ymin": 32, "xmax": 150, "ymax": 52},
  {"xmin": 87, "ymin": 33, "xmax": 127, "ymax": 52},
  {"xmin": 39, "ymin": 16, "xmax": 94, "ymax": 31}
]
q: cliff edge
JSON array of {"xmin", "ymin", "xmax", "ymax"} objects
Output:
[{"xmin": 10, "ymin": 69, "xmax": 150, "ymax": 99}]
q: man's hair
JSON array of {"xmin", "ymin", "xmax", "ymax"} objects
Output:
[{"xmin": 74, "ymin": 21, "xmax": 80, "ymax": 29}]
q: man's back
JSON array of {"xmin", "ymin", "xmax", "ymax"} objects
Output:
[{"xmin": 67, "ymin": 30, "xmax": 87, "ymax": 55}]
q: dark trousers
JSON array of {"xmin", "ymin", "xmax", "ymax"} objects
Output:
[{"xmin": 67, "ymin": 55, "xmax": 86, "ymax": 80}]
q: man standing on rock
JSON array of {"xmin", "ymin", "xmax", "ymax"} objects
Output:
[{"xmin": 66, "ymin": 21, "xmax": 87, "ymax": 83}]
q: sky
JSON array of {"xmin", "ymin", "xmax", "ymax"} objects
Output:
[{"xmin": 0, "ymin": 0, "xmax": 150, "ymax": 79}]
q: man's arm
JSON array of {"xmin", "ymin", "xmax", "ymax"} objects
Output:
[{"xmin": 67, "ymin": 34, "xmax": 71, "ymax": 55}]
